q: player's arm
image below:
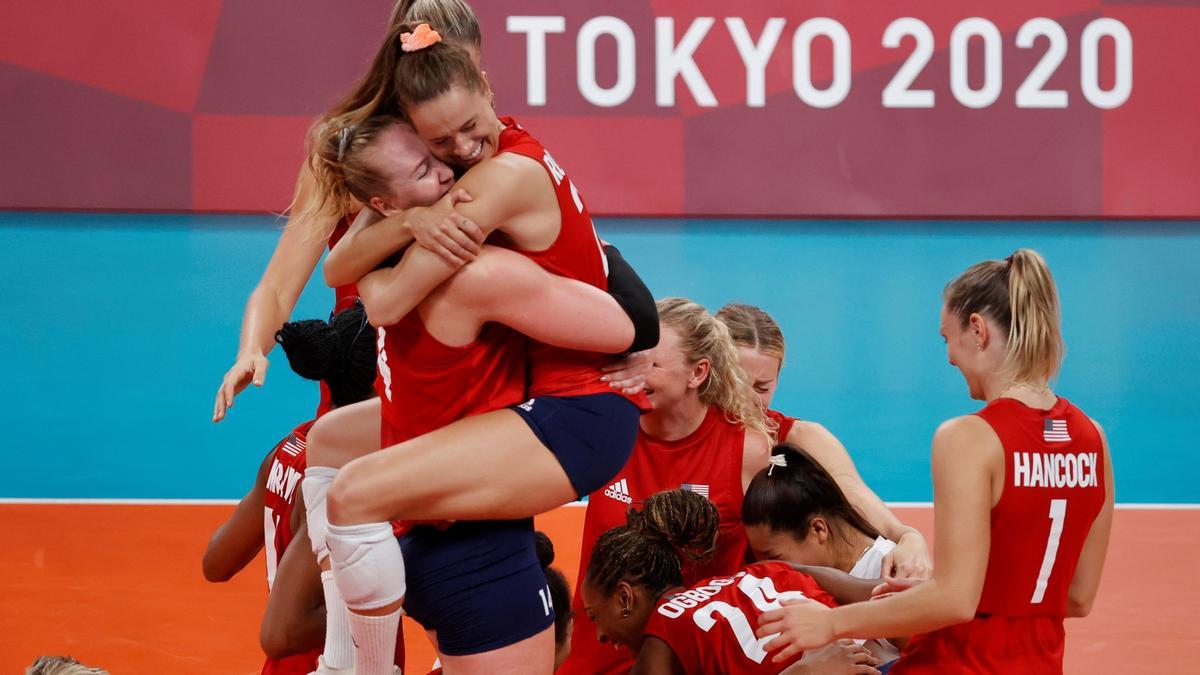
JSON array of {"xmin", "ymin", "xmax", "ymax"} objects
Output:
[
  {"xmin": 323, "ymin": 208, "xmax": 405, "ymax": 287},
  {"xmin": 214, "ymin": 166, "xmax": 332, "ymax": 422},
  {"xmin": 783, "ymin": 564, "xmax": 881, "ymax": 606},
  {"xmin": 446, "ymin": 245, "xmax": 634, "ymax": 353},
  {"xmin": 742, "ymin": 432, "xmax": 773, "ymax": 492},
  {"xmin": 203, "ymin": 450, "xmax": 272, "ymax": 582},
  {"xmin": 756, "ymin": 416, "xmax": 996, "ymax": 661},
  {"xmin": 787, "ymin": 423, "xmax": 931, "ymax": 579},
  {"xmin": 260, "ymin": 520, "xmax": 325, "ymax": 658},
  {"xmin": 357, "ymin": 156, "xmax": 548, "ymax": 328},
  {"xmin": 1065, "ymin": 419, "xmax": 1115, "ymax": 618},
  {"xmin": 629, "ymin": 636, "xmax": 687, "ymax": 675}
]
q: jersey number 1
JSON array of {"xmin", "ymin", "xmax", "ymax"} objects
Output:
[{"xmin": 1031, "ymin": 499, "xmax": 1067, "ymax": 604}]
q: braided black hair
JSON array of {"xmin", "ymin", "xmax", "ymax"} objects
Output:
[
  {"xmin": 586, "ymin": 489, "xmax": 719, "ymax": 597},
  {"xmin": 275, "ymin": 302, "xmax": 376, "ymax": 407},
  {"xmin": 535, "ymin": 531, "xmax": 573, "ymax": 645},
  {"xmin": 742, "ymin": 443, "xmax": 881, "ymax": 542}
]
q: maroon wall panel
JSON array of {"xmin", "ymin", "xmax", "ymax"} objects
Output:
[{"xmin": 1, "ymin": 0, "xmax": 1195, "ymax": 217}]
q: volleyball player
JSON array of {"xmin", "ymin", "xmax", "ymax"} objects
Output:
[
  {"xmin": 716, "ymin": 303, "xmax": 931, "ymax": 579},
  {"xmin": 756, "ymin": 250, "xmax": 1114, "ymax": 674},
  {"xmin": 296, "ymin": 110, "xmax": 655, "ymax": 674},
  {"xmin": 581, "ymin": 489, "xmax": 881, "ymax": 674},
  {"xmin": 203, "ymin": 304, "xmax": 401, "ymax": 674},
  {"xmin": 561, "ymin": 297, "xmax": 773, "ymax": 674},
  {"xmin": 211, "ymin": 0, "xmax": 483, "ymax": 424},
  {"xmin": 744, "ymin": 444, "xmax": 904, "ymax": 665}
]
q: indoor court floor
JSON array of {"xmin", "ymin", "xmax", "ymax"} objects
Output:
[{"xmin": 2, "ymin": 503, "xmax": 1197, "ymax": 673}]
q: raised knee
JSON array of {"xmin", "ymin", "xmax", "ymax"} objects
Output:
[
  {"xmin": 326, "ymin": 468, "xmax": 355, "ymax": 524},
  {"xmin": 306, "ymin": 416, "xmax": 338, "ymax": 467},
  {"xmin": 327, "ymin": 461, "xmax": 375, "ymax": 525}
]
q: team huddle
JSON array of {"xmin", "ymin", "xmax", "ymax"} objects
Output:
[{"xmin": 203, "ymin": 2, "xmax": 1114, "ymax": 674}]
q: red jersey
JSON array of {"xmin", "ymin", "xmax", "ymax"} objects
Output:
[
  {"xmin": 766, "ymin": 409, "xmax": 797, "ymax": 442},
  {"xmin": 375, "ymin": 310, "xmax": 527, "ymax": 535},
  {"xmin": 316, "ymin": 215, "xmax": 362, "ymax": 417},
  {"xmin": 259, "ymin": 421, "xmax": 322, "ymax": 675},
  {"xmin": 375, "ymin": 311, "xmax": 526, "ymax": 441},
  {"xmin": 561, "ymin": 406, "xmax": 749, "ymax": 675},
  {"xmin": 894, "ymin": 397, "xmax": 1106, "ymax": 674},
  {"xmin": 643, "ymin": 562, "xmax": 837, "ymax": 674},
  {"xmin": 495, "ymin": 117, "xmax": 649, "ymax": 411}
]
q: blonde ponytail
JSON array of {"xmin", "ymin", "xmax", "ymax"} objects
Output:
[
  {"xmin": 1005, "ymin": 249, "xmax": 1065, "ymax": 382},
  {"xmin": 943, "ymin": 248, "xmax": 1065, "ymax": 383}
]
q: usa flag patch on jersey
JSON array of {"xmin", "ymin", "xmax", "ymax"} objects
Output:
[
  {"xmin": 1043, "ymin": 419, "xmax": 1071, "ymax": 442},
  {"xmin": 681, "ymin": 483, "xmax": 710, "ymax": 499}
]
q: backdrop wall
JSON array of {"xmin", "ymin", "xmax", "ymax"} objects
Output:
[{"xmin": 2, "ymin": 0, "xmax": 1197, "ymax": 217}]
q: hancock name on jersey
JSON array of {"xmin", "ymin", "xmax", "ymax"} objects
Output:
[
  {"xmin": 267, "ymin": 459, "xmax": 304, "ymax": 502},
  {"xmin": 1013, "ymin": 451, "xmax": 1099, "ymax": 489}
]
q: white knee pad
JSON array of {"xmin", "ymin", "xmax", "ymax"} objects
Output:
[
  {"xmin": 326, "ymin": 521, "xmax": 407, "ymax": 611},
  {"xmin": 302, "ymin": 467, "xmax": 339, "ymax": 564}
]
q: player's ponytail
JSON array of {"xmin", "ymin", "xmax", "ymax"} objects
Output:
[
  {"xmin": 944, "ymin": 248, "xmax": 1065, "ymax": 383},
  {"xmin": 1005, "ymin": 249, "xmax": 1064, "ymax": 382},
  {"xmin": 390, "ymin": 23, "xmax": 487, "ymax": 110},
  {"xmin": 275, "ymin": 302, "xmax": 377, "ymax": 407},
  {"xmin": 387, "ymin": 0, "xmax": 482, "ymax": 50},
  {"xmin": 743, "ymin": 444, "xmax": 880, "ymax": 544},
  {"xmin": 716, "ymin": 302, "xmax": 786, "ymax": 364},
  {"xmin": 586, "ymin": 489, "xmax": 719, "ymax": 596},
  {"xmin": 658, "ymin": 298, "xmax": 774, "ymax": 439},
  {"xmin": 304, "ymin": 115, "xmax": 410, "ymax": 227}
]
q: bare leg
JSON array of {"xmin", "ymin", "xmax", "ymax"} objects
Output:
[
  {"xmin": 307, "ymin": 398, "xmax": 382, "ymax": 469},
  {"xmin": 440, "ymin": 626, "xmax": 554, "ymax": 675},
  {"xmin": 328, "ymin": 409, "xmax": 576, "ymax": 526}
]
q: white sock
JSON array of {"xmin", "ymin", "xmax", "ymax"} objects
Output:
[
  {"xmin": 303, "ymin": 467, "xmax": 353, "ymax": 670},
  {"xmin": 320, "ymin": 570, "xmax": 356, "ymax": 670},
  {"xmin": 347, "ymin": 608, "xmax": 402, "ymax": 675}
]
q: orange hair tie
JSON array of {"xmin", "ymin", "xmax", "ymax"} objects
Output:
[{"xmin": 400, "ymin": 23, "xmax": 442, "ymax": 52}]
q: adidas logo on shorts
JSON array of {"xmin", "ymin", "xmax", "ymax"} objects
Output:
[
  {"xmin": 518, "ymin": 399, "xmax": 535, "ymax": 412},
  {"xmin": 604, "ymin": 478, "xmax": 633, "ymax": 504}
]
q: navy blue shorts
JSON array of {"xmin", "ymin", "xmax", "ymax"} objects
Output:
[
  {"xmin": 509, "ymin": 393, "xmax": 640, "ymax": 498},
  {"xmin": 399, "ymin": 519, "xmax": 554, "ymax": 657}
]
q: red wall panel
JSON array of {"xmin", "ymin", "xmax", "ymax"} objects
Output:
[{"xmin": 1, "ymin": 1, "xmax": 1194, "ymax": 217}]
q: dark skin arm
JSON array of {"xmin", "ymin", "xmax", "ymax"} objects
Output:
[
  {"xmin": 783, "ymin": 563, "xmax": 910, "ymax": 649},
  {"xmin": 260, "ymin": 507, "xmax": 325, "ymax": 659},
  {"xmin": 202, "ymin": 450, "xmax": 272, "ymax": 582},
  {"xmin": 630, "ymin": 636, "xmax": 687, "ymax": 675},
  {"xmin": 783, "ymin": 564, "xmax": 881, "ymax": 606}
]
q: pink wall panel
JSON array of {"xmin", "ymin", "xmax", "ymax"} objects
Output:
[{"xmin": 0, "ymin": 1, "xmax": 1195, "ymax": 217}]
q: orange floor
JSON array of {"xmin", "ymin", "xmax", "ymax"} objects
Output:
[{"xmin": 1, "ymin": 504, "xmax": 1196, "ymax": 673}]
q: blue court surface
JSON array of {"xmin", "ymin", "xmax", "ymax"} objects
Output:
[{"xmin": 2, "ymin": 212, "xmax": 1196, "ymax": 503}]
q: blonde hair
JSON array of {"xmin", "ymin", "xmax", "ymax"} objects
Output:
[
  {"xmin": 943, "ymin": 248, "xmax": 1065, "ymax": 383},
  {"xmin": 715, "ymin": 303, "xmax": 786, "ymax": 363},
  {"xmin": 26, "ymin": 656, "xmax": 108, "ymax": 675},
  {"xmin": 293, "ymin": 0, "xmax": 483, "ymax": 231},
  {"xmin": 657, "ymin": 298, "xmax": 773, "ymax": 439}
]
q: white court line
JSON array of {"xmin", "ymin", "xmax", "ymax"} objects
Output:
[{"xmin": 1, "ymin": 498, "xmax": 1198, "ymax": 510}]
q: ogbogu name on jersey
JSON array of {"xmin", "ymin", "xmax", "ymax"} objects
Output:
[{"xmin": 1013, "ymin": 451, "xmax": 1099, "ymax": 489}]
